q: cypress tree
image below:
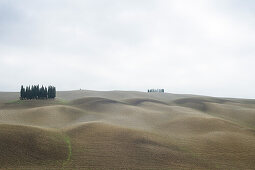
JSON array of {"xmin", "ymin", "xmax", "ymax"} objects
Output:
[
  {"xmin": 20, "ymin": 85, "xmax": 25, "ymax": 100},
  {"xmin": 28, "ymin": 86, "xmax": 32, "ymax": 100},
  {"xmin": 53, "ymin": 86, "xmax": 56, "ymax": 98},
  {"xmin": 25, "ymin": 87, "xmax": 27, "ymax": 99},
  {"xmin": 48, "ymin": 86, "xmax": 51, "ymax": 99},
  {"xmin": 31, "ymin": 85, "xmax": 34, "ymax": 99},
  {"xmin": 37, "ymin": 85, "xmax": 40, "ymax": 99},
  {"xmin": 44, "ymin": 87, "xmax": 48, "ymax": 99},
  {"xmin": 26, "ymin": 86, "xmax": 29, "ymax": 100},
  {"xmin": 33, "ymin": 85, "xmax": 36, "ymax": 99},
  {"xmin": 35, "ymin": 85, "xmax": 38, "ymax": 99},
  {"xmin": 42, "ymin": 86, "xmax": 45, "ymax": 99}
]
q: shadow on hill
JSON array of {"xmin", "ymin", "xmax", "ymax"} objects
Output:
[
  {"xmin": 0, "ymin": 105, "xmax": 98, "ymax": 128},
  {"xmin": 174, "ymin": 97, "xmax": 230, "ymax": 112},
  {"xmin": 2, "ymin": 99, "xmax": 68, "ymax": 109},
  {"xmin": 123, "ymin": 98, "xmax": 169, "ymax": 106},
  {"xmin": 0, "ymin": 124, "xmax": 69, "ymax": 168},
  {"xmin": 63, "ymin": 122, "xmax": 208, "ymax": 169}
]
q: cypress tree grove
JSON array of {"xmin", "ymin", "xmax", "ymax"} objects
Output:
[{"xmin": 20, "ymin": 85, "xmax": 56, "ymax": 100}]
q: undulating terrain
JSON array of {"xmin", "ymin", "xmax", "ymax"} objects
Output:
[{"xmin": 0, "ymin": 90, "xmax": 255, "ymax": 169}]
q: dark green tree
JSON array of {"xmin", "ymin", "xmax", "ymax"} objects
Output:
[
  {"xmin": 20, "ymin": 85, "xmax": 25, "ymax": 100},
  {"xmin": 20, "ymin": 85, "xmax": 56, "ymax": 100},
  {"xmin": 48, "ymin": 86, "xmax": 51, "ymax": 98},
  {"xmin": 52, "ymin": 86, "xmax": 55, "ymax": 99}
]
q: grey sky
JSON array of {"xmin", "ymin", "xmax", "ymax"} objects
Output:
[{"xmin": 0, "ymin": 0, "xmax": 255, "ymax": 98}]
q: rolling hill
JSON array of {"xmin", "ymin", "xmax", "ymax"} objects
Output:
[{"xmin": 0, "ymin": 90, "xmax": 255, "ymax": 169}]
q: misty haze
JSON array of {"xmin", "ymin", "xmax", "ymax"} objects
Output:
[{"xmin": 1, "ymin": 0, "xmax": 255, "ymax": 169}]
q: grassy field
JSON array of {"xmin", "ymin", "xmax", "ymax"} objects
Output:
[{"xmin": 0, "ymin": 90, "xmax": 255, "ymax": 169}]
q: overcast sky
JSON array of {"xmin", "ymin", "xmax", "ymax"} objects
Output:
[{"xmin": 0, "ymin": 0, "xmax": 255, "ymax": 98}]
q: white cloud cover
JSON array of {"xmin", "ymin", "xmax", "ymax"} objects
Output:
[{"xmin": 0, "ymin": 0, "xmax": 255, "ymax": 98}]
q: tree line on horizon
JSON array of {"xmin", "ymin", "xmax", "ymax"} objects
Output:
[
  {"xmin": 148, "ymin": 89, "xmax": 164, "ymax": 93},
  {"xmin": 20, "ymin": 85, "xmax": 56, "ymax": 100}
]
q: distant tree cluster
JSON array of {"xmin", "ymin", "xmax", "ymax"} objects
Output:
[
  {"xmin": 20, "ymin": 85, "xmax": 56, "ymax": 100},
  {"xmin": 148, "ymin": 89, "xmax": 164, "ymax": 93}
]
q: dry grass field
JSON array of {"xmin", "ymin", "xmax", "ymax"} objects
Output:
[{"xmin": 0, "ymin": 90, "xmax": 255, "ymax": 169}]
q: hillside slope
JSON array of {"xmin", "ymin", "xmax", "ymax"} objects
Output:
[{"xmin": 0, "ymin": 90, "xmax": 255, "ymax": 169}]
